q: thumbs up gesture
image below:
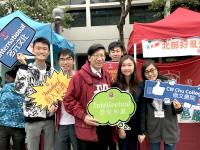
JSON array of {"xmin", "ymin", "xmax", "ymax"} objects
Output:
[{"xmin": 152, "ymin": 81, "xmax": 165, "ymax": 96}]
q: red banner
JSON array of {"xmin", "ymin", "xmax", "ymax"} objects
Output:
[
  {"xmin": 136, "ymin": 56, "xmax": 200, "ymax": 86},
  {"xmin": 103, "ymin": 61, "xmax": 119, "ymax": 83}
]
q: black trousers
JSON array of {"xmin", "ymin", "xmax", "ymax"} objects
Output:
[
  {"xmin": 0, "ymin": 125, "xmax": 26, "ymax": 150},
  {"xmin": 77, "ymin": 126, "xmax": 116, "ymax": 150}
]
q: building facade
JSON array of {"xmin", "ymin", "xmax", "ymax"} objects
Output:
[{"xmin": 60, "ymin": 0, "xmax": 160, "ymax": 68}]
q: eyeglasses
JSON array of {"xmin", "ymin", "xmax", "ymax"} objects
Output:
[
  {"xmin": 145, "ymin": 68, "xmax": 157, "ymax": 75},
  {"xmin": 92, "ymin": 54, "xmax": 105, "ymax": 58}
]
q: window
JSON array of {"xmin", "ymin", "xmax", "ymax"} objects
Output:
[
  {"xmin": 90, "ymin": 0, "xmax": 118, "ymax": 3},
  {"xmin": 68, "ymin": 10, "xmax": 86, "ymax": 27},
  {"xmin": 91, "ymin": 8, "xmax": 121, "ymax": 26},
  {"xmin": 65, "ymin": 0, "xmax": 85, "ymax": 5},
  {"xmin": 76, "ymin": 54, "xmax": 87, "ymax": 70},
  {"xmin": 129, "ymin": 5, "xmax": 162, "ymax": 23}
]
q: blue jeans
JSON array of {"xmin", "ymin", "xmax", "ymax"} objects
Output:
[
  {"xmin": 55, "ymin": 124, "xmax": 78, "ymax": 150},
  {"xmin": 150, "ymin": 142, "xmax": 176, "ymax": 150}
]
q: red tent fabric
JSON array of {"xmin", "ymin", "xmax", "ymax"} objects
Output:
[{"xmin": 128, "ymin": 7, "xmax": 200, "ymax": 54}]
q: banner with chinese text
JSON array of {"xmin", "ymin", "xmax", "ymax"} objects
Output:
[{"xmin": 142, "ymin": 37, "xmax": 200, "ymax": 58}]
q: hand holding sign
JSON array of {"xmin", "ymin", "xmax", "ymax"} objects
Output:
[
  {"xmin": 84, "ymin": 115, "xmax": 99, "ymax": 126},
  {"xmin": 118, "ymin": 128, "xmax": 126, "ymax": 139},
  {"xmin": 172, "ymin": 99, "xmax": 182, "ymax": 109},
  {"xmin": 17, "ymin": 53, "xmax": 27, "ymax": 64}
]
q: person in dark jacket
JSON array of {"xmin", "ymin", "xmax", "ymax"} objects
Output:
[
  {"xmin": 113, "ymin": 55, "xmax": 142, "ymax": 150},
  {"xmin": 63, "ymin": 44, "xmax": 115, "ymax": 150},
  {"xmin": 138, "ymin": 59, "xmax": 183, "ymax": 150}
]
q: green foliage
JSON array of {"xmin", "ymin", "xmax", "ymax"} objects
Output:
[
  {"xmin": 0, "ymin": 0, "xmax": 73, "ymax": 28},
  {"xmin": 150, "ymin": 0, "xmax": 200, "ymax": 17},
  {"xmin": 170, "ymin": 0, "xmax": 200, "ymax": 13},
  {"xmin": 0, "ymin": 3, "xmax": 10, "ymax": 17},
  {"xmin": 149, "ymin": 0, "xmax": 166, "ymax": 18}
]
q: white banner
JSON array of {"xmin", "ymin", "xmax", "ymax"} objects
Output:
[{"xmin": 142, "ymin": 37, "xmax": 200, "ymax": 58}]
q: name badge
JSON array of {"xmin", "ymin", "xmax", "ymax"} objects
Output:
[{"xmin": 154, "ymin": 110, "xmax": 165, "ymax": 118}]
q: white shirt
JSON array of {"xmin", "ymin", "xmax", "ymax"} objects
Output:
[
  {"xmin": 59, "ymin": 72, "xmax": 75, "ymax": 125},
  {"xmin": 90, "ymin": 66, "xmax": 102, "ymax": 77},
  {"xmin": 59, "ymin": 103, "xmax": 75, "ymax": 125}
]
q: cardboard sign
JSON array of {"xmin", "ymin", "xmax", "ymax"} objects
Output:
[
  {"xmin": 87, "ymin": 88, "xmax": 137, "ymax": 130},
  {"xmin": 103, "ymin": 61, "xmax": 118, "ymax": 83},
  {"xmin": 28, "ymin": 71, "xmax": 71, "ymax": 110},
  {"xmin": 0, "ymin": 17, "xmax": 35, "ymax": 68},
  {"xmin": 144, "ymin": 80, "xmax": 200, "ymax": 106}
]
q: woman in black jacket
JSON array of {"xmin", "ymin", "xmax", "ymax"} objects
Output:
[
  {"xmin": 138, "ymin": 59, "xmax": 183, "ymax": 150},
  {"xmin": 113, "ymin": 55, "xmax": 142, "ymax": 150}
]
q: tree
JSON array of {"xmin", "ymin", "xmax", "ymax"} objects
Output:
[
  {"xmin": 0, "ymin": 0, "xmax": 73, "ymax": 28},
  {"xmin": 170, "ymin": 0, "xmax": 200, "ymax": 12},
  {"xmin": 117, "ymin": 0, "xmax": 132, "ymax": 52},
  {"xmin": 149, "ymin": 0, "xmax": 200, "ymax": 18},
  {"xmin": 149, "ymin": 0, "xmax": 166, "ymax": 18},
  {"xmin": 0, "ymin": 2, "xmax": 10, "ymax": 17}
]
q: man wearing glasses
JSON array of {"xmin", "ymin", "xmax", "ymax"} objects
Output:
[{"xmin": 63, "ymin": 44, "xmax": 115, "ymax": 150}]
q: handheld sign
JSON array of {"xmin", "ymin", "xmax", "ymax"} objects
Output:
[
  {"xmin": 0, "ymin": 17, "xmax": 35, "ymax": 68},
  {"xmin": 103, "ymin": 61, "xmax": 118, "ymax": 83},
  {"xmin": 28, "ymin": 71, "xmax": 71, "ymax": 111},
  {"xmin": 87, "ymin": 88, "xmax": 137, "ymax": 130},
  {"xmin": 144, "ymin": 80, "xmax": 200, "ymax": 106}
]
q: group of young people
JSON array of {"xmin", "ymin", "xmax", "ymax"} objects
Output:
[{"xmin": 0, "ymin": 37, "xmax": 183, "ymax": 150}]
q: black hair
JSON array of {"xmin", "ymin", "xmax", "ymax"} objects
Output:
[
  {"xmin": 108, "ymin": 41, "xmax": 124, "ymax": 53},
  {"xmin": 5, "ymin": 65, "xmax": 20, "ymax": 79},
  {"xmin": 141, "ymin": 59, "xmax": 168, "ymax": 81},
  {"xmin": 33, "ymin": 37, "xmax": 50, "ymax": 50},
  {"xmin": 115, "ymin": 55, "xmax": 138, "ymax": 94},
  {"xmin": 87, "ymin": 44, "xmax": 105, "ymax": 56},
  {"xmin": 58, "ymin": 48, "xmax": 74, "ymax": 60}
]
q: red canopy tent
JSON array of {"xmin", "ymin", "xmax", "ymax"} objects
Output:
[
  {"xmin": 128, "ymin": 7, "xmax": 200, "ymax": 54},
  {"xmin": 127, "ymin": 7, "xmax": 200, "ymax": 150}
]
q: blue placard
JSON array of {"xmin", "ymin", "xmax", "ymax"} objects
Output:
[
  {"xmin": 0, "ymin": 17, "xmax": 35, "ymax": 68},
  {"xmin": 144, "ymin": 80, "xmax": 200, "ymax": 106}
]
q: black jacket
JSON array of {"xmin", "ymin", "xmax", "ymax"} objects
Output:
[{"xmin": 139, "ymin": 81, "xmax": 183, "ymax": 144}]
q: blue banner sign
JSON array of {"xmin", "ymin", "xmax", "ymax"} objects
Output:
[
  {"xmin": 144, "ymin": 80, "xmax": 200, "ymax": 106},
  {"xmin": 0, "ymin": 17, "xmax": 35, "ymax": 68}
]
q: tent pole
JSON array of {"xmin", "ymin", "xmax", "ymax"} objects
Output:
[
  {"xmin": 50, "ymin": 44, "xmax": 54, "ymax": 69},
  {"xmin": 134, "ymin": 43, "xmax": 137, "ymax": 63}
]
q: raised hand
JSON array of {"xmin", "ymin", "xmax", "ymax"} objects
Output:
[{"xmin": 17, "ymin": 53, "xmax": 27, "ymax": 65}]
